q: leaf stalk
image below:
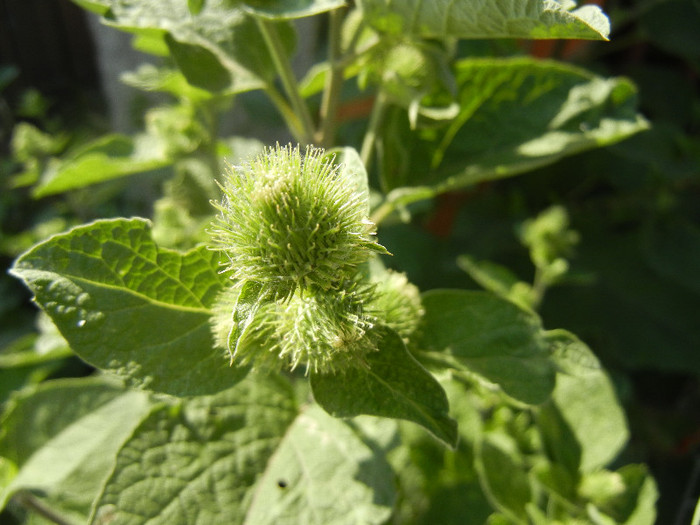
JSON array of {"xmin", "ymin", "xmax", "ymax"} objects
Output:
[{"xmin": 256, "ymin": 18, "xmax": 316, "ymax": 144}]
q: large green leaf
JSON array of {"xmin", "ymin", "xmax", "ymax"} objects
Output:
[
  {"xmin": 91, "ymin": 375, "xmax": 395, "ymax": 525},
  {"xmin": 72, "ymin": 0, "xmax": 294, "ymax": 94},
  {"xmin": 121, "ymin": 63, "xmax": 218, "ymax": 102},
  {"xmin": 475, "ymin": 432, "xmax": 532, "ymax": 522},
  {"xmin": 540, "ymin": 330, "xmax": 629, "ymax": 473},
  {"xmin": 379, "ymin": 58, "xmax": 648, "ymax": 194},
  {"xmin": 33, "ymin": 134, "xmax": 171, "ymax": 197},
  {"xmin": 0, "ymin": 378, "xmax": 151, "ymax": 521},
  {"xmin": 310, "ymin": 327, "xmax": 458, "ymax": 448},
  {"xmin": 358, "ymin": 0, "xmax": 610, "ymax": 40},
  {"xmin": 437, "ymin": 59, "xmax": 648, "ymax": 190},
  {"xmin": 417, "ymin": 290, "xmax": 556, "ymax": 405},
  {"xmin": 242, "ymin": 0, "xmax": 345, "ymax": 19},
  {"xmin": 243, "ymin": 405, "xmax": 395, "ymax": 524},
  {"xmin": 10, "ymin": 218, "xmax": 243, "ymax": 397}
]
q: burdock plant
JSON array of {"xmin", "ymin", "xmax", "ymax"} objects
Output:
[{"xmin": 4, "ymin": 3, "xmax": 660, "ymax": 524}]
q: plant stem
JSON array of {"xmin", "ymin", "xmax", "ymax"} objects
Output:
[
  {"xmin": 317, "ymin": 7, "xmax": 346, "ymax": 147},
  {"xmin": 370, "ymin": 200, "xmax": 394, "ymax": 226},
  {"xmin": 360, "ymin": 89, "xmax": 388, "ymax": 169},
  {"xmin": 15, "ymin": 491, "xmax": 79, "ymax": 525},
  {"xmin": 531, "ymin": 266, "xmax": 547, "ymax": 309},
  {"xmin": 265, "ymin": 86, "xmax": 306, "ymax": 143},
  {"xmin": 256, "ymin": 18, "xmax": 316, "ymax": 144}
]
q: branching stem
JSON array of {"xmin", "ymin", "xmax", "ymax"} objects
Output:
[
  {"xmin": 317, "ymin": 7, "xmax": 346, "ymax": 147},
  {"xmin": 360, "ymin": 89, "xmax": 388, "ymax": 170},
  {"xmin": 257, "ymin": 18, "xmax": 316, "ymax": 144}
]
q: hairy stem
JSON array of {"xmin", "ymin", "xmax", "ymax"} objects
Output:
[
  {"xmin": 15, "ymin": 491, "xmax": 79, "ymax": 525},
  {"xmin": 256, "ymin": 18, "xmax": 316, "ymax": 144},
  {"xmin": 317, "ymin": 7, "xmax": 346, "ymax": 147},
  {"xmin": 264, "ymin": 86, "xmax": 306, "ymax": 143},
  {"xmin": 360, "ymin": 89, "xmax": 388, "ymax": 170},
  {"xmin": 369, "ymin": 200, "xmax": 394, "ymax": 226},
  {"xmin": 531, "ymin": 266, "xmax": 547, "ymax": 310}
]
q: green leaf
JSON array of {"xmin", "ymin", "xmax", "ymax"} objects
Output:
[
  {"xmin": 227, "ymin": 281, "xmax": 265, "ymax": 361},
  {"xmin": 358, "ymin": 0, "xmax": 610, "ymax": 40},
  {"xmin": 242, "ymin": 0, "xmax": 345, "ymax": 19},
  {"xmin": 436, "ymin": 59, "xmax": 648, "ymax": 190},
  {"xmin": 91, "ymin": 375, "xmax": 395, "ymax": 525},
  {"xmin": 70, "ymin": 0, "xmax": 112, "ymax": 16},
  {"xmin": 580, "ymin": 465, "xmax": 658, "ymax": 524},
  {"xmin": 310, "ymin": 327, "xmax": 458, "ymax": 448},
  {"xmin": 121, "ymin": 63, "xmax": 217, "ymax": 102},
  {"xmin": 10, "ymin": 218, "xmax": 245, "ymax": 397},
  {"xmin": 165, "ymin": 34, "xmax": 232, "ymax": 92},
  {"xmin": 85, "ymin": 0, "xmax": 295, "ymax": 94},
  {"xmin": 299, "ymin": 60, "xmax": 363, "ymax": 98},
  {"xmin": 475, "ymin": 432, "xmax": 532, "ymax": 522},
  {"xmin": 324, "ymin": 146, "xmax": 371, "ymax": 215},
  {"xmin": 540, "ymin": 331, "xmax": 629, "ymax": 473},
  {"xmin": 11, "ymin": 122, "xmax": 67, "ymax": 162},
  {"xmin": 188, "ymin": 0, "xmax": 205, "ymax": 15},
  {"xmin": 243, "ymin": 405, "xmax": 395, "ymax": 524},
  {"xmin": 32, "ymin": 134, "xmax": 171, "ymax": 197},
  {"xmin": 418, "ymin": 290, "xmax": 556, "ymax": 404},
  {"xmin": 380, "ymin": 58, "xmax": 649, "ymax": 194},
  {"xmin": 457, "ymin": 255, "xmax": 534, "ymax": 310},
  {"xmin": 0, "ymin": 377, "xmax": 151, "ymax": 519}
]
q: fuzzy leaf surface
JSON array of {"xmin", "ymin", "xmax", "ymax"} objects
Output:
[
  {"xmin": 91, "ymin": 375, "xmax": 394, "ymax": 525},
  {"xmin": 358, "ymin": 0, "xmax": 610, "ymax": 40},
  {"xmin": 310, "ymin": 327, "xmax": 458, "ymax": 448},
  {"xmin": 475, "ymin": 432, "xmax": 532, "ymax": 522},
  {"xmin": 0, "ymin": 378, "xmax": 151, "ymax": 520},
  {"xmin": 242, "ymin": 0, "xmax": 345, "ymax": 19},
  {"xmin": 10, "ymin": 218, "xmax": 242, "ymax": 397},
  {"xmin": 418, "ymin": 290, "xmax": 555, "ymax": 404},
  {"xmin": 243, "ymin": 405, "xmax": 395, "ymax": 525},
  {"xmin": 380, "ymin": 58, "xmax": 648, "ymax": 194},
  {"xmin": 72, "ymin": 0, "xmax": 294, "ymax": 93},
  {"xmin": 33, "ymin": 134, "xmax": 171, "ymax": 197},
  {"xmin": 540, "ymin": 331, "xmax": 629, "ymax": 472}
]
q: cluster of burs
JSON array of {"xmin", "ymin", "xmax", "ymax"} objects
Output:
[{"xmin": 209, "ymin": 144, "xmax": 423, "ymax": 374}]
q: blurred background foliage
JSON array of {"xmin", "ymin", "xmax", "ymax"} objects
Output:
[{"xmin": 1, "ymin": 0, "xmax": 699, "ymax": 523}]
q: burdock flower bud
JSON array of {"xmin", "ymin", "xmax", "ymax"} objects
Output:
[
  {"xmin": 369, "ymin": 270, "xmax": 424, "ymax": 344},
  {"xmin": 234, "ymin": 285, "xmax": 378, "ymax": 374},
  {"xmin": 210, "ymin": 144, "xmax": 388, "ymax": 299}
]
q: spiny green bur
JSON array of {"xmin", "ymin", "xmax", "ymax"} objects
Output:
[
  {"xmin": 210, "ymin": 144, "xmax": 392, "ymax": 374},
  {"xmin": 237, "ymin": 286, "xmax": 378, "ymax": 374},
  {"xmin": 211, "ymin": 144, "xmax": 387, "ymax": 299}
]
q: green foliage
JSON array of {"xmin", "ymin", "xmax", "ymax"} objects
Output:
[
  {"xmin": 357, "ymin": 0, "xmax": 611, "ymax": 40},
  {"xmin": 10, "ymin": 219, "xmax": 240, "ymax": 397},
  {"xmin": 7, "ymin": 0, "xmax": 697, "ymax": 523}
]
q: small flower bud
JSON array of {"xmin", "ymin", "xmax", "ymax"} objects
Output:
[{"xmin": 369, "ymin": 270, "xmax": 424, "ymax": 344}]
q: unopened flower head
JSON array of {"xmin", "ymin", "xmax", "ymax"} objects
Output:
[
  {"xmin": 210, "ymin": 144, "xmax": 387, "ymax": 299},
  {"xmin": 228, "ymin": 284, "xmax": 378, "ymax": 374},
  {"xmin": 369, "ymin": 270, "xmax": 424, "ymax": 344}
]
